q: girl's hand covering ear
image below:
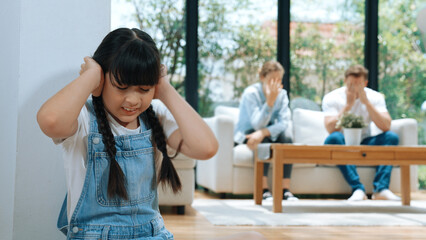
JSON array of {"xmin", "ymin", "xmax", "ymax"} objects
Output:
[
  {"xmin": 80, "ymin": 57, "xmax": 104, "ymax": 97},
  {"xmin": 154, "ymin": 64, "xmax": 170, "ymax": 100}
]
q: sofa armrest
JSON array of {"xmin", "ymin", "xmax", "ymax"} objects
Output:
[
  {"xmin": 158, "ymin": 152, "xmax": 195, "ymax": 207},
  {"xmin": 196, "ymin": 115, "xmax": 235, "ymax": 193},
  {"xmin": 390, "ymin": 118, "xmax": 418, "ymax": 146}
]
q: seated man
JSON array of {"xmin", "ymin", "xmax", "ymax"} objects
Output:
[
  {"xmin": 234, "ymin": 60, "xmax": 297, "ymax": 201},
  {"xmin": 322, "ymin": 64, "xmax": 400, "ymax": 201}
]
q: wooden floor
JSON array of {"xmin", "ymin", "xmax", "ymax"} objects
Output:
[{"xmin": 161, "ymin": 190, "xmax": 426, "ymax": 240}]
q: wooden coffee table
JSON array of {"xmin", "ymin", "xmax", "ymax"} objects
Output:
[{"xmin": 253, "ymin": 144, "xmax": 426, "ymax": 213}]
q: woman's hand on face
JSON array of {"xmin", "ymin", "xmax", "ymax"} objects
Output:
[
  {"xmin": 80, "ymin": 57, "xmax": 104, "ymax": 97},
  {"xmin": 154, "ymin": 64, "xmax": 171, "ymax": 100},
  {"xmin": 264, "ymin": 78, "xmax": 282, "ymax": 107}
]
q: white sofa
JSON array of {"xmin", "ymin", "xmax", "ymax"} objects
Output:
[
  {"xmin": 158, "ymin": 152, "xmax": 195, "ymax": 214},
  {"xmin": 196, "ymin": 106, "xmax": 419, "ymax": 196}
]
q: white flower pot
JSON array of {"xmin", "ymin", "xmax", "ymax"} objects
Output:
[{"xmin": 343, "ymin": 128, "xmax": 362, "ymax": 146}]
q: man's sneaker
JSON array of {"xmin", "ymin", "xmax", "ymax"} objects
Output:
[
  {"xmin": 283, "ymin": 191, "xmax": 299, "ymax": 201},
  {"xmin": 372, "ymin": 189, "xmax": 401, "ymax": 201},
  {"xmin": 347, "ymin": 189, "xmax": 367, "ymax": 201},
  {"xmin": 262, "ymin": 190, "xmax": 272, "ymax": 200}
]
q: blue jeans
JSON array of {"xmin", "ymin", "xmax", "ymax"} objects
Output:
[{"xmin": 324, "ymin": 131, "xmax": 399, "ymax": 193}]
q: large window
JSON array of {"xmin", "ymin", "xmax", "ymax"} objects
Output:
[
  {"xmin": 111, "ymin": 0, "xmax": 424, "ymax": 139},
  {"xmin": 289, "ymin": 0, "xmax": 365, "ymax": 104},
  {"xmin": 111, "ymin": 0, "xmax": 186, "ymax": 96},
  {"xmin": 378, "ymin": 0, "xmax": 426, "ymax": 145},
  {"xmin": 378, "ymin": 0, "xmax": 426, "ymax": 188},
  {"xmin": 112, "ymin": 0, "xmax": 426, "ymax": 187},
  {"xmin": 198, "ymin": 0, "xmax": 277, "ymax": 116}
]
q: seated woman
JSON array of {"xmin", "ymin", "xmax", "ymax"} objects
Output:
[{"xmin": 234, "ymin": 60, "xmax": 297, "ymax": 201}]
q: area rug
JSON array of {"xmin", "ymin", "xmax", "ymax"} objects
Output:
[{"xmin": 192, "ymin": 199, "xmax": 426, "ymax": 226}]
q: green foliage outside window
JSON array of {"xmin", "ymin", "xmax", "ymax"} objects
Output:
[
  {"xmin": 125, "ymin": 0, "xmax": 186, "ymax": 95},
  {"xmin": 378, "ymin": 0, "xmax": 426, "ymax": 146},
  {"xmin": 122, "ymin": 0, "xmax": 425, "ymax": 145}
]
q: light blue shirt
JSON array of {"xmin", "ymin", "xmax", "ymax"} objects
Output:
[{"xmin": 234, "ymin": 82, "xmax": 291, "ymax": 144}]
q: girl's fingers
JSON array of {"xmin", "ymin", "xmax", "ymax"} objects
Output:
[
  {"xmin": 154, "ymin": 64, "xmax": 170, "ymax": 99},
  {"xmin": 84, "ymin": 56, "xmax": 92, "ymax": 63},
  {"xmin": 160, "ymin": 64, "xmax": 167, "ymax": 78},
  {"xmin": 80, "ymin": 57, "xmax": 92, "ymax": 75},
  {"xmin": 80, "ymin": 63, "xmax": 85, "ymax": 74}
]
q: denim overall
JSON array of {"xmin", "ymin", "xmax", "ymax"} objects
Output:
[{"xmin": 57, "ymin": 102, "xmax": 173, "ymax": 239}]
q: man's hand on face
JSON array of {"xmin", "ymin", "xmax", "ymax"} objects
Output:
[
  {"xmin": 354, "ymin": 78, "xmax": 368, "ymax": 104},
  {"xmin": 345, "ymin": 79, "xmax": 357, "ymax": 108},
  {"xmin": 345, "ymin": 76, "xmax": 368, "ymax": 107}
]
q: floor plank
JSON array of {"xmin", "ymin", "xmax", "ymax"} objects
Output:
[{"xmin": 161, "ymin": 190, "xmax": 426, "ymax": 240}]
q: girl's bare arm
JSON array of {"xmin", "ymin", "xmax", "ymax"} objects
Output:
[
  {"xmin": 154, "ymin": 68, "xmax": 218, "ymax": 160},
  {"xmin": 37, "ymin": 57, "xmax": 103, "ymax": 139}
]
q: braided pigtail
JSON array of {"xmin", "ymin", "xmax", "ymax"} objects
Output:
[
  {"xmin": 92, "ymin": 96, "xmax": 128, "ymax": 200},
  {"xmin": 145, "ymin": 105, "xmax": 182, "ymax": 193}
]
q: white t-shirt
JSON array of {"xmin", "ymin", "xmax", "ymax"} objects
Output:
[
  {"xmin": 322, "ymin": 86, "xmax": 388, "ymax": 139},
  {"xmin": 54, "ymin": 99, "xmax": 178, "ymax": 222}
]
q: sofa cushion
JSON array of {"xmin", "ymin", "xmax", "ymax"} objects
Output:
[
  {"xmin": 165, "ymin": 150, "xmax": 195, "ymax": 169},
  {"xmin": 233, "ymin": 144, "xmax": 316, "ymax": 168},
  {"xmin": 233, "ymin": 144, "xmax": 254, "ymax": 167},
  {"xmin": 215, "ymin": 106, "xmax": 239, "ymax": 125},
  {"xmin": 293, "ymin": 108, "xmax": 329, "ymax": 145},
  {"xmin": 171, "ymin": 157, "xmax": 196, "ymax": 169}
]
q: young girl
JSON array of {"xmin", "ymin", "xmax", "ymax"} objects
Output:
[{"xmin": 37, "ymin": 28, "xmax": 218, "ymax": 239}]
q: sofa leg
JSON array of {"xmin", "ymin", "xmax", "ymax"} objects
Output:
[{"xmin": 177, "ymin": 206, "xmax": 185, "ymax": 215}]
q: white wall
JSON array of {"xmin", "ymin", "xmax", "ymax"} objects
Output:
[
  {"xmin": 1, "ymin": 1, "xmax": 110, "ymax": 239},
  {"xmin": 0, "ymin": 1, "xmax": 20, "ymax": 239}
]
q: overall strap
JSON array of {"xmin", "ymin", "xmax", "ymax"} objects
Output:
[
  {"xmin": 139, "ymin": 111, "xmax": 149, "ymax": 132},
  {"xmin": 56, "ymin": 194, "xmax": 69, "ymax": 236}
]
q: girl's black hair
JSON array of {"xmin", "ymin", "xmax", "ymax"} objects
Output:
[{"xmin": 92, "ymin": 28, "xmax": 181, "ymax": 199}]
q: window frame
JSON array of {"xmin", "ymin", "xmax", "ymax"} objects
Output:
[{"xmin": 185, "ymin": 0, "xmax": 378, "ymax": 109}]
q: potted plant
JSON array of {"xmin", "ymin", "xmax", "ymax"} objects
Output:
[{"xmin": 335, "ymin": 113, "xmax": 367, "ymax": 145}]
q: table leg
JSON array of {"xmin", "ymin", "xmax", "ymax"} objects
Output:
[
  {"xmin": 400, "ymin": 165, "xmax": 411, "ymax": 206},
  {"xmin": 272, "ymin": 150, "xmax": 283, "ymax": 213},
  {"xmin": 254, "ymin": 149, "xmax": 263, "ymax": 205}
]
